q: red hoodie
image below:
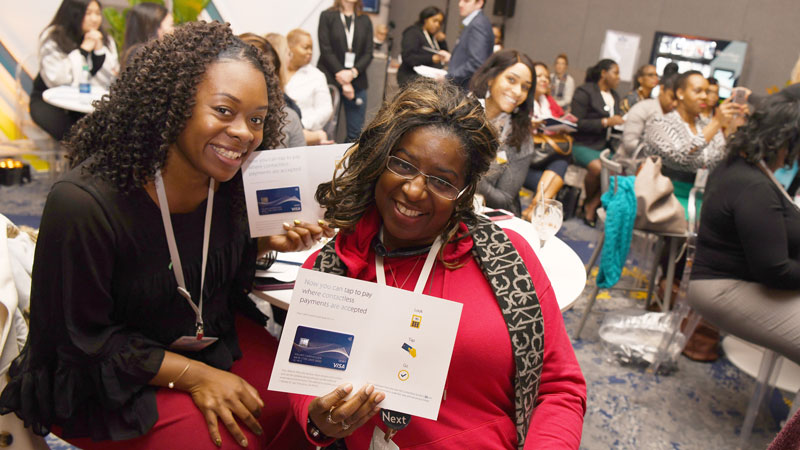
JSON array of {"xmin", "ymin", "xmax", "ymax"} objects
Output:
[{"xmin": 292, "ymin": 207, "xmax": 586, "ymax": 449}]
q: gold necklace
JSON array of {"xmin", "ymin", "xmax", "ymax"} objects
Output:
[{"xmin": 387, "ymin": 255, "xmax": 424, "ymax": 290}]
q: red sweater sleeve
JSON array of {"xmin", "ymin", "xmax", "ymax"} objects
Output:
[{"xmin": 507, "ymin": 231, "xmax": 587, "ymax": 449}]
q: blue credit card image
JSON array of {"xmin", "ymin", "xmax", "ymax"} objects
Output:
[
  {"xmin": 289, "ymin": 326, "xmax": 354, "ymax": 371},
  {"xmin": 256, "ymin": 186, "xmax": 302, "ymax": 216}
]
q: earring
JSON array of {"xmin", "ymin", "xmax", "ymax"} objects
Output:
[
  {"xmin": 485, "ymin": 90, "xmax": 491, "ymax": 99},
  {"xmin": 513, "ymin": 106, "xmax": 519, "ymax": 114}
]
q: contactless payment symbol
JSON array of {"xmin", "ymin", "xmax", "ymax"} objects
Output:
[
  {"xmin": 401, "ymin": 343, "xmax": 416, "ymax": 358},
  {"xmin": 410, "ymin": 315, "xmax": 421, "ymax": 328},
  {"xmin": 397, "ymin": 370, "xmax": 410, "ymax": 381}
]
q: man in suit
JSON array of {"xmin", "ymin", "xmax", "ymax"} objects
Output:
[{"xmin": 447, "ymin": 0, "xmax": 494, "ymax": 89}]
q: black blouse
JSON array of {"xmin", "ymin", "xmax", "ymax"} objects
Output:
[{"xmin": 0, "ymin": 161, "xmax": 258, "ymax": 440}]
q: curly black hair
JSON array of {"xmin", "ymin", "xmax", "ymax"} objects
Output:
[
  {"xmin": 65, "ymin": 20, "xmax": 285, "ymax": 195},
  {"xmin": 727, "ymin": 84, "xmax": 800, "ymax": 168},
  {"xmin": 316, "ymin": 77, "xmax": 498, "ymax": 254},
  {"xmin": 469, "ymin": 49, "xmax": 535, "ymax": 150}
]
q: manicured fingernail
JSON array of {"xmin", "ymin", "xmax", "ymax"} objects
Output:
[
  {"xmin": 241, "ymin": 438, "xmax": 248, "ymax": 447},
  {"xmin": 256, "ymin": 427, "xmax": 263, "ymax": 435},
  {"xmin": 343, "ymin": 383, "xmax": 353, "ymax": 393},
  {"xmin": 214, "ymin": 438, "xmax": 222, "ymax": 447},
  {"xmin": 365, "ymin": 384, "xmax": 374, "ymax": 395},
  {"xmin": 318, "ymin": 219, "xmax": 326, "ymax": 226},
  {"xmin": 283, "ymin": 222, "xmax": 291, "ymax": 229},
  {"xmin": 375, "ymin": 392, "xmax": 385, "ymax": 403},
  {"xmin": 294, "ymin": 219, "xmax": 301, "ymax": 225}
]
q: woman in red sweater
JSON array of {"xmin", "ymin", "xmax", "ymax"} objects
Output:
[{"xmin": 290, "ymin": 78, "xmax": 586, "ymax": 449}]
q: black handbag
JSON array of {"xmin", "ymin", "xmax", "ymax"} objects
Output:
[{"xmin": 556, "ymin": 184, "xmax": 581, "ymax": 221}]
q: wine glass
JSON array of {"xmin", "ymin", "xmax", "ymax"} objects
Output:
[{"xmin": 530, "ymin": 198, "xmax": 563, "ymax": 248}]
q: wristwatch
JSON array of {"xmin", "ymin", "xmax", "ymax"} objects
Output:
[{"xmin": 307, "ymin": 416, "xmax": 330, "ymax": 443}]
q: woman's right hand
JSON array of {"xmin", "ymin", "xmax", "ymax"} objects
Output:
[
  {"xmin": 714, "ymin": 99, "xmax": 742, "ymax": 127},
  {"xmin": 341, "ymin": 83, "xmax": 355, "ymax": 101},
  {"xmin": 81, "ymin": 29, "xmax": 103, "ymax": 52},
  {"xmin": 185, "ymin": 363, "xmax": 265, "ymax": 447},
  {"xmin": 307, "ymin": 383, "xmax": 385, "ymax": 440}
]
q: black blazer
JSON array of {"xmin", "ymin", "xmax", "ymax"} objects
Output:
[
  {"xmin": 571, "ymin": 82, "xmax": 622, "ymax": 150},
  {"xmin": 397, "ymin": 24, "xmax": 448, "ymax": 86},
  {"xmin": 317, "ymin": 9, "xmax": 373, "ymax": 91}
]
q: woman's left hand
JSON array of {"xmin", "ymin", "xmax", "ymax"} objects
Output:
[
  {"xmin": 308, "ymin": 383, "xmax": 385, "ymax": 439},
  {"xmin": 437, "ymin": 50, "xmax": 451, "ymax": 64},
  {"xmin": 259, "ymin": 220, "xmax": 335, "ymax": 254}
]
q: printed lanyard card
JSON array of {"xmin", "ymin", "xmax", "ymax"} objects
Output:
[{"xmin": 344, "ymin": 52, "xmax": 356, "ymax": 68}]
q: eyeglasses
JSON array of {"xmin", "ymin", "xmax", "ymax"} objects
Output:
[{"xmin": 385, "ymin": 156, "xmax": 468, "ymax": 201}]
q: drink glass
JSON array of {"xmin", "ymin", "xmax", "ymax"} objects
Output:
[{"xmin": 530, "ymin": 198, "xmax": 563, "ymax": 248}]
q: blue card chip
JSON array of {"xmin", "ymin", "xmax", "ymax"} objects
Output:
[
  {"xmin": 256, "ymin": 187, "xmax": 301, "ymax": 215},
  {"xmin": 289, "ymin": 326, "xmax": 354, "ymax": 371}
]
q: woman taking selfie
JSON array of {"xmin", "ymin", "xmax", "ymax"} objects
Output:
[
  {"xmin": 470, "ymin": 49, "xmax": 535, "ymax": 217},
  {"xmin": 0, "ymin": 22, "xmax": 330, "ymax": 449},
  {"xmin": 291, "ymin": 78, "xmax": 586, "ymax": 449},
  {"xmin": 31, "ymin": 0, "xmax": 119, "ymax": 140}
]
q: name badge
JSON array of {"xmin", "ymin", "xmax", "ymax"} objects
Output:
[
  {"xmin": 170, "ymin": 335, "xmax": 218, "ymax": 352},
  {"xmin": 496, "ymin": 150, "xmax": 508, "ymax": 164},
  {"xmin": 344, "ymin": 51, "xmax": 356, "ymax": 69},
  {"xmin": 369, "ymin": 425, "xmax": 399, "ymax": 450}
]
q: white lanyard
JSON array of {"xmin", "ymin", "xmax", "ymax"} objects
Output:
[
  {"xmin": 374, "ymin": 229, "xmax": 443, "ymax": 294},
  {"xmin": 340, "ymin": 13, "xmax": 355, "ymax": 52},
  {"xmin": 758, "ymin": 160, "xmax": 800, "ymax": 212},
  {"xmin": 154, "ymin": 170, "xmax": 215, "ymax": 338},
  {"xmin": 422, "ymin": 29, "xmax": 439, "ymax": 51}
]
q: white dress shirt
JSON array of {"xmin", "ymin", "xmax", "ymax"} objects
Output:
[{"xmin": 285, "ymin": 64, "xmax": 334, "ymax": 131}]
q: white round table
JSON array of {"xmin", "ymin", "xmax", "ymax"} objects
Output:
[
  {"xmin": 42, "ymin": 85, "xmax": 108, "ymax": 114},
  {"xmin": 253, "ymin": 216, "xmax": 587, "ymax": 313}
]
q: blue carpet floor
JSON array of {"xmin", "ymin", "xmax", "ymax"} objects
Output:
[{"xmin": 2, "ymin": 177, "xmax": 793, "ymax": 449}]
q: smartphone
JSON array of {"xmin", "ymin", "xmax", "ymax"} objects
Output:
[
  {"xmin": 731, "ymin": 87, "xmax": 747, "ymax": 104},
  {"xmin": 483, "ymin": 209, "xmax": 513, "ymax": 221}
]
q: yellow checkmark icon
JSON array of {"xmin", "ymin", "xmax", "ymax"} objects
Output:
[{"xmin": 397, "ymin": 370, "xmax": 410, "ymax": 381}]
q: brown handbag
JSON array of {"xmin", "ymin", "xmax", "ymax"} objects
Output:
[
  {"xmin": 633, "ymin": 156, "xmax": 687, "ymax": 234},
  {"xmin": 532, "ymin": 133, "xmax": 572, "ymax": 156}
]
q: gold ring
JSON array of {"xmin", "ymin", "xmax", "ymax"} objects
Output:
[
  {"xmin": 326, "ymin": 406, "xmax": 335, "ymax": 424},
  {"xmin": 341, "ymin": 419, "xmax": 350, "ymax": 430}
]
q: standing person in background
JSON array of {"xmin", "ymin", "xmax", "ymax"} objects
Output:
[
  {"xmin": 571, "ymin": 59, "xmax": 623, "ymax": 227},
  {"xmin": 492, "ymin": 24, "xmax": 503, "ymax": 53},
  {"xmin": 620, "ymin": 74, "xmax": 678, "ymax": 158},
  {"xmin": 120, "ymin": 2, "xmax": 173, "ymax": 69},
  {"xmin": 550, "ymin": 53, "xmax": 575, "ymax": 111},
  {"xmin": 446, "ymin": 0, "xmax": 493, "ymax": 90},
  {"xmin": 285, "ymin": 28, "xmax": 334, "ymax": 145},
  {"xmin": 397, "ymin": 6, "xmax": 449, "ymax": 87},
  {"xmin": 31, "ymin": 0, "xmax": 119, "ymax": 141},
  {"xmin": 700, "ymin": 77, "xmax": 719, "ymax": 120},
  {"xmin": 620, "ymin": 64, "xmax": 658, "ymax": 113},
  {"xmin": 471, "ymin": 50, "xmax": 536, "ymax": 217},
  {"xmin": 317, "ymin": 0, "xmax": 373, "ymax": 142}
]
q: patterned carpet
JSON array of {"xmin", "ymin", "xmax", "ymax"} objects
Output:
[{"xmin": 1, "ymin": 175, "xmax": 793, "ymax": 449}]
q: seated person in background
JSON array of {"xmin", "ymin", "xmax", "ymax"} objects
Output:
[
  {"xmin": 397, "ymin": 6, "xmax": 450, "ymax": 87},
  {"xmin": 620, "ymin": 64, "xmax": 658, "ymax": 113},
  {"xmin": 522, "ymin": 61, "xmax": 572, "ymax": 220},
  {"xmin": 285, "ymin": 28, "xmax": 334, "ymax": 144},
  {"xmin": 699, "ymin": 76, "xmax": 719, "ymax": 120},
  {"xmin": 642, "ymin": 70, "xmax": 745, "ymax": 213},
  {"xmin": 571, "ymin": 58, "xmax": 624, "ymax": 227},
  {"xmin": 120, "ymin": 2, "xmax": 173, "ymax": 70},
  {"xmin": 689, "ymin": 84, "xmax": 800, "ymax": 367},
  {"xmin": 31, "ymin": 0, "xmax": 119, "ymax": 141},
  {"xmin": 292, "ymin": 77, "xmax": 586, "ymax": 449},
  {"xmin": 471, "ymin": 50, "xmax": 536, "ymax": 216},
  {"xmin": 550, "ymin": 53, "xmax": 575, "ymax": 111},
  {"xmin": 0, "ymin": 22, "xmax": 333, "ymax": 449},
  {"xmin": 241, "ymin": 33, "xmax": 306, "ymax": 148},
  {"xmin": 619, "ymin": 73, "xmax": 678, "ymax": 158}
]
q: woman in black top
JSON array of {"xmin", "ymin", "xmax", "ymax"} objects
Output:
[
  {"xmin": 570, "ymin": 59, "xmax": 623, "ymax": 226},
  {"xmin": 397, "ymin": 6, "xmax": 450, "ymax": 86},
  {"xmin": 689, "ymin": 84, "xmax": 800, "ymax": 365},
  {"xmin": 317, "ymin": 0, "xmax": 373, "ymax": 142},
  {"xmin": 0, "ymin": 22, "xmax": 330, "ymax": 449}
]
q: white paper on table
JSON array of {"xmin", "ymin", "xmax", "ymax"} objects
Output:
[
  {"xmin": 268, "ymin": 269, "xmax": 463, "ymax": 420},
  {"xmin": 241, "ymin": 144, "xmax": 349, "ymax": 237}
]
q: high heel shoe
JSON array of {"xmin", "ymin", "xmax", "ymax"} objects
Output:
[{"xmin": 580, "ymin": 206, "xmax": 597, "ymax": 228}]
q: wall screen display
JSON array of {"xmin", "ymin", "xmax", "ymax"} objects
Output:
[{"xmin": 649, "ymin": 32, "xmax": 747, "ymax": 98}]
